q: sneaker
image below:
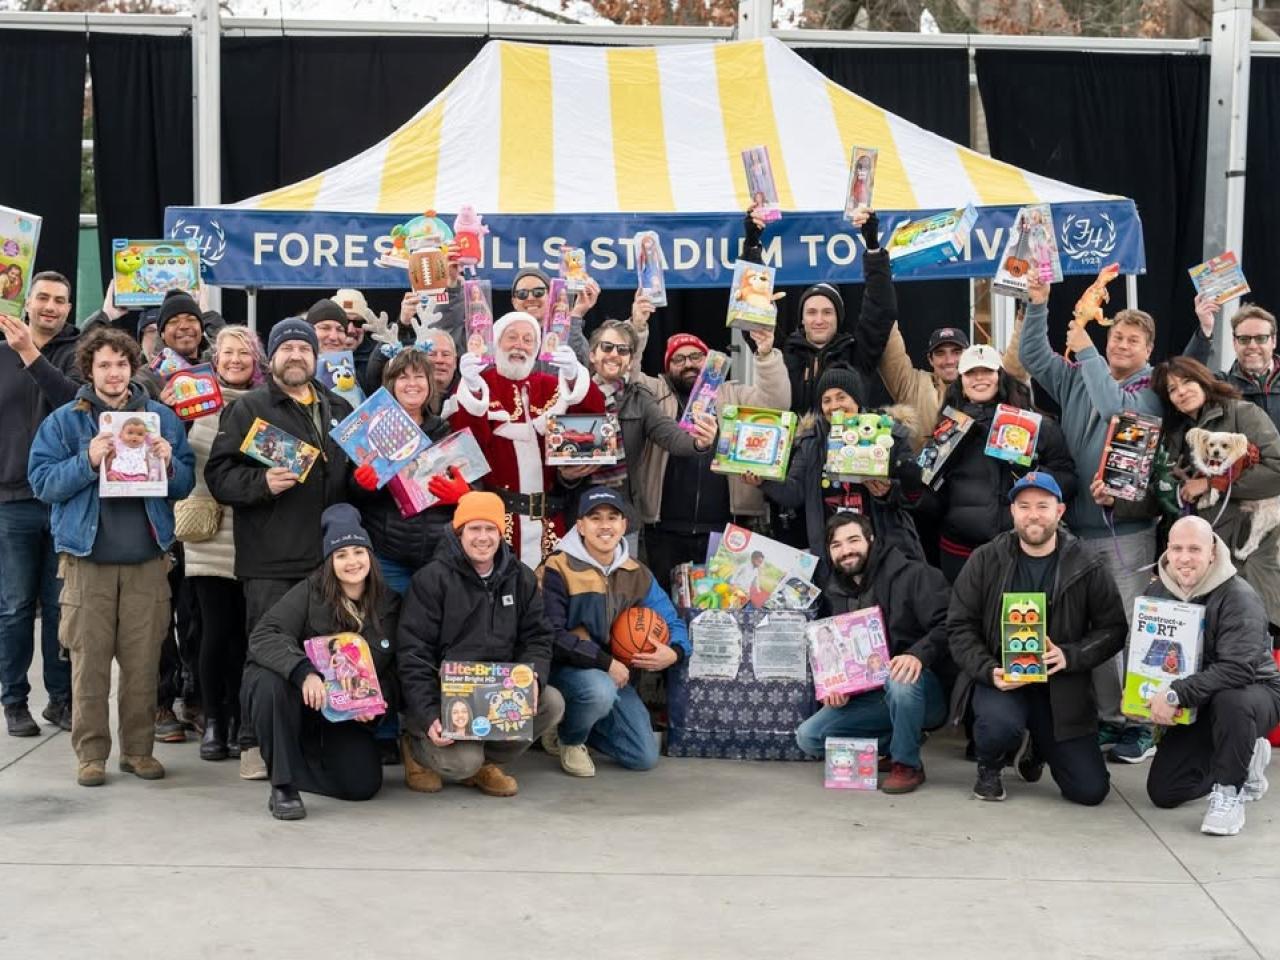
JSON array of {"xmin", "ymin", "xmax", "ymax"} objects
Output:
[
  {"xmin": 1014, "ymin": 732, "xmax": 1044, "ymax": 783},
  {"xmin": 559, "ymin": 743, "xmax": 596, "ymax": 778},
  {"xmin": 1243, "ymin": 738, "xmax": 1272, "ymax": 803},
  {"xmin": 77, "ymin": 759, "xmax": 106, "ymax": 787},
  {"xmin": 1110, "ymin": 725, "xmax": 1156, "ymax": 764},
  {"xmin": 1097, "ymin": 722, "xmax": 1124, "ymax": 753},
  {"xmin": 154, "ymin": 707, "xmax": 186, "ymax": 744},
  {"xmin": 239, "ymin": 746, "xmax": 268, "ymax": 781},
  {"xmin": 4, "ymin": 703, "xmax": 39, "ymax": 737},
  {"xmin": 119, "ymin": 754, "xmax": 165, "ymax": 780},
  {"xmin": 881, "ymin": 762, "xmax": 926, "ymax": 794},
  {"xmin": 177, "ymin": 701, "xmax": 205, "ymax": 734},
  {"xmin": 400, "ymin": 736, "xmax": 443, "ymax": 794},
  {"xmin": 461, "ymin": 763, "xmax": 518, "ymax": 797},
  {"xmin": 540, "ymin": 726, "xmax": 561, "ymax": 757},
  {"xmin": 973, "ymin": 764, "xmax": 1006, "ymax": 801},
  {"xmin": 1200, "ymin": 783, "xmax": 1246, "ymax": 836},
  {"xmin": 41, "ymin": 699, "xmax": 72, "ymax": 731}
]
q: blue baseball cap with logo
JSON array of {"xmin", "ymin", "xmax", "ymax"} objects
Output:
[
  {"xmin": 578, "ymin": 486, "xmax": 628, "ymax": 516},
  {"xmin": 1008, "ymin": 471, "xmax": 1064, "ymax": 502}
]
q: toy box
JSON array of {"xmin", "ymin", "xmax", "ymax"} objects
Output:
[
  {"xmin": 330, "ymin": 387, "xmax": 432, "ymax": 490},
  {"xmin": 166, "ymin": 363, "xmax": 223, "ymax": 421},
  {"xmin": 826, "ymin": 411, "xmax": 895, "ymax": 482},
  {"xmin": 439, "ymin": 661, "xmax": 537, "ymax": 741},
  {"xmin": 919, "ymin": 405, "xmax": 975, "ymax": 489},
  {"xmin": 708, "ymin": 524, "xmax": 818, "ymax": 610},
  {"xmin": 741, "ymin": 145, "xmax": 781, "ymax": 222},
  {"xmin": 148, "ymin": 347, "xmax": 191, "ymax": 379},
  {"xmin": 463, "ymin": 278, "xmax": 495, "ymax": 369},
  {"xmin": 842, "ymin": 146, "xmax": 878, "ymax": 222},
  {"xmin": 825, "ymin": 737, "xmax": 879, "ymax": 790},
  {"xmin": 378, "ymin": 213, "xmax": 453, "ymax": 268},
  {"xmin": 1189, "ymin": 251, "xmax": 1250, "ymax": 306},
  {"xmin": 98, "ymin": 411, "xmax": 168, "ymax": 498},
  {"xmin": 806, "ymin": 606, "xmax": 891, "ymax": 700},
  {"xmin": 559, "ymin": 246, "xmax": 590, "ymax": 293},
  {"xmin": 451, "ymin": 205, "xmax": 489, "ymax": 271},
  {"xmin": 1123, "ymin": 596, "xmax": 1204, "ymax": 725},
  {"xmin": 886, "ymin": 204, "xmax": 977, "ymax": 274},
  {"xmin": 304, "ymin": 634, "xmax": 387, "ymax": 723},
  {"xmin": 112, "ymin": 238, "xmax": 200, "ymax": 309},
  {"xmin": 678, "ymin": 350, "xmax": 730, "ymax": 433},
  {"xmin": 726, "ymin": 259, "xmax": 781, "ymax": 333},
  {"xmin": 540, "ymin": 278, "xmax": 573, "ymax": 362},
  {"xmin": 544, "ymin": 413, "xmax": 620, "ymax": 466},
  {"xmin": 712, "ymin": 404, "xmax": 796, "ymax": 481},
  {"xmin": 1002, "ymin": 593, "xmax": 1047, "ymax": 683},
  {"xmin": 764, "ymin": 574, "xmax": 822, "ymax": 612},
  {"xmin": 0, "ymin": 204, "xmax": 41, "ymax": 317},
  {"xmin": 634, "ymin": 230, "xmax": 667, "ymax": 307},
  {"xmin": 984, "ymin": 404, "xmax": 1042, "ymax": 467},
  {"xmin": 317, "ymin": 350, "xmax": 365, "ymax": 408},
  {"xmin": 240, "ymin": 418, "xmax": 320, "ymax": 481},
  {"xmin": 672, "ymin": 563, "xmax": 749, "ymax": 611},
  {"xmin": 992, "ymin": 204, "xmax": 1063, "ymax": 299},
  {"xmin": 1098, "ymin": 412, "xmax": 1162, "ymax": 502},
  {"xmin": 388, "ymin": 428, "xmax": 492, "ymax": 518}
]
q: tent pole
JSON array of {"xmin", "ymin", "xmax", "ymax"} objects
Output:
[
  {"xmin": 246, "ymin": 288, "xmax": 258, "ymax": 334},
  {"xmin": 1125, "ymin": 274, "xmax": 1138, "ymax": 311},
  {"xmin": 736, "ymin": 0, "xmax": 773, "ymax": 38},
  {"xmin": 1203, "ymin": 0, "xmax": 1251, "ymax": 373},
  {"xmin": 192, "ymin": 0, "xmax": 221, "ymax": 313}
]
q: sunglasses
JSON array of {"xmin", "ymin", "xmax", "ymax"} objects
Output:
[
  {"xmin": 1234, "ymin": 334, "xmax": 1273, "ymax": 346},
  {"xmin": 513, "ymin": 286, "xmax": 547, "ymax": 301},
  {"xmin": 597, "ymin": 342, "xmax": 633, "ymax": 357}
]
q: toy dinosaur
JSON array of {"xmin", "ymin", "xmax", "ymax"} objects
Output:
[{"xmin": 1072, "ymin": 262, "xmax": 1121, "ymax": 330}]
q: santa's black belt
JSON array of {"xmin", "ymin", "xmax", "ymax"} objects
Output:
[{"xmin": 492, "ymin": 487, "xmax": 566, "ymax": 521}]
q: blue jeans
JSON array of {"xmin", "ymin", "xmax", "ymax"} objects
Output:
[
  {"xmin": 0, "ymin": 499, "xmax": 70, "ymax": 707},
  {"xmin": 795, "ymin": 670, "xmax": 947, "ymax": 768},
  {"xmin": 376, "ymin": 555, "xmax": 416, "ymax": 596},
  {"xmin": 550, "ymin": 665, "xmax": 659, "ymax": 771}
]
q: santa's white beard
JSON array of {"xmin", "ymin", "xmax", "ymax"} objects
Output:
[{"xmin": 496, "ymin": 351, "xmax": 536, "ymax": 381}]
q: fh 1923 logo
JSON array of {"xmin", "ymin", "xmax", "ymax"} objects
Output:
[
  {"xmin": 168, "ymin": 218, "xmax": 227, "ymax": 277},
  {"xmin": 1058, "ymin": 212, "xmax": 1118, "ymax": 267}
]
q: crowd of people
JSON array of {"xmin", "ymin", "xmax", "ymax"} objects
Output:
[{"xmin": 1, "ymin": 206, "xmax": 1277, "ymax": 837}]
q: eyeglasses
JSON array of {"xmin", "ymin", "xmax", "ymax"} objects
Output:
[
  {"xmin": 1234, "ymin": 334, "xmax": 1273, "ymax": 346},
  {"xmin": 597, "ymin": 342, "xmax": 633, "ymax": 357},
  {"xmin": 668, "ymin": 351, "xmax": 705, "ymax": 366},
  {"xmin": 513, "ymin": 287, "xmax": 547, "ymax": 301}
]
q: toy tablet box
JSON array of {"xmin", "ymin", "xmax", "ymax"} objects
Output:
[
  {"xmin": 112, "ymin": 238, "xmax": 200, "ymax": 309},
  {"xmin": 985, "ymin": 404, "xmax": 1042, "ymax": 467},
  {"xmin": 634, "ymin": 230, "xmax": 668, "ymax": 307},
  {"xmin": 439, "ymin": 661, "xmax": 537, "ymax": 741},
  {"xmin": 330, "ymin": 387, "xmax": 433, "ymax": 489},
  {"xmin": 842, "ymin": 146, "xmax": 878, "ymax": 222},
  {"xmin": 726, "ymin": 260, "xmax": 781, "ymax": 333},
  {"xmin": 806, "ymin": 606, "xmax": 891, "ymax": 700},
  {"xmin": 559, "ymin": 246, "xmax": 590, "ymax": 292},
  {"xmin": 166, "ymin": 363, "xmax": 224, "ymax": 421},
  {"xmin": 99, "ymin": 411, "xmax": 168, "ymax": 498},
  {"xmin": 708, "ymin": 524, "xmax": 819, "ymax": 610},
  {"xmin": 240, "ymin": 417, "xmax": 320, "ymax": 482},
  {"xmin": 544, "ymin": 413, "xmax": 620, "ymax": 466},
  {"xmin": 919, "ymin": 406, "xmax": 975, "ymax": 489},
  {"xmin": 1002, "ymin": 593, "xmax": 1047, "ymax": 683},
  {"xmin": 1098, "ymin": 412, "xmax": 1162, "ymax": 502},
  {"xmin": 463, "ymin": 278, "xmax": 495, "ymax": 369},
  {"xmin": 826, "ymin": 411, "xmax": 895, "ymax": 482},
  {"xmin": 678, "ymin": 350, "xmax": 730, "ymax": 433},
  {"xmin": 712, "ymin": 404, "xmax": 796, "ymax": 481},
  {"xmin": 1123, "ymin": 596, "xmax": 1205, "ymax": 725},
  {"xmin": 992, "ymin": 204, "xmax": 1063, "ymax": 299},
  {"xmin": 388, "ymin": 428, "xmax": 492, "ymax": 518},
  {"xmin": 540, "ymin": 278, "xmax": 573, "ymax": 361},
  {"xmin": 317, "ymin": 350, "xmax": 365, "ymax": 408},
  {"xmin": 886, "ymin": 204, "xmax": 977, "ymax": 274},
  {"xmin": 825, "ymin": 737, "xmax": 879, "ymax": 790},
  {"xmin": 1189, "ymin": 251, "xmax": 1250, "ymax": 306},
  {"xmin": 303, "ymin": 634, "xmax": 387, "ymax": 724},
  {"xmin": 741, "ymin": 144, "xmax": 781, "ymax": 223},
  {"xmin": 0, "ymin": 204, "xmax": 41, "ymax": 316}
]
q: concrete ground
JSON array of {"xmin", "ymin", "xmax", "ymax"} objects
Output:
[{"xmin": 2, "ymin": 666, "xmax": 1278, "ymax": 960}]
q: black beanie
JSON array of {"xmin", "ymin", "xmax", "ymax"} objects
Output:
[
  {"xmin": 797, "ymin": 283, "xmax": 845, "ymax": 329},
  {"xmin": 306, "ymin": 298, "xmax": 348, "ymax": 327},
  {"xmin": 815, "ymin": 364, "xmax": 867, "ymax": 409},
  {"xmin": 511, "ymin": 267, "xmax": 551, "ymax": 298},
  {"xmin": 322, "ymin": 503, "xmax": 372, "ymax": 559},
  {"xmin": 158, "ymin": 289, "xmax": 201, "ymax": 334}
]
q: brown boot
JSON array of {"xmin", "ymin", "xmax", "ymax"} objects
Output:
[
  {"xmin": 77, "ymin": 759, "xmax": 106, "ymax": 787},
  {"xmin": 461, "ymin": 763, "xmax": 518, "ymax": 797},
  {"xmin": 400, "ymin": 736, "xmax": 442, "ymax": 794},
  {"xmin": 119, "ymin": 754, "xmax": 166, "ymax": 780}
]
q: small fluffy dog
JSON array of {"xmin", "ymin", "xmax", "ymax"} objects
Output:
[{"xmin": 1185, "ymin": 427, "xmax": 1280, "ymax": 559}]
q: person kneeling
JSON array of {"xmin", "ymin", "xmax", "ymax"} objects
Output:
[
  {"xmin": 949, "ymin": 472, "xmax": 1127, "ymax": 805},
  {"xmin": 397, "ymin": 492, "xmax": 563, "ymax": 797},
  {"xmin": 539, "ymin": 487, "xmax": 689, "ymax": 776},
  {"xmin": 242, "ymin": 505, "xmax": 399, "ymax": 821},
  {"xmin": 796, "ymin": 514, "xmax": 951, "ymax": 793},
  {"xmin": 1144, "ymin": 516, "xmax": 1280, "ymax": 836}
]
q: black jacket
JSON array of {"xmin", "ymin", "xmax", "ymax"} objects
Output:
[
  {"xmin": 204, "ymin": 377, "xmax": 354, "ymax": 580},
  {"xmin": 0, "ymin": 321, "xmax": 78, "ymax": 502},
  {"xmin": 947, "ymin": 529, "xmax": 1128, "ymax": 742},
  {"xmin": 396, "ymin": 530, "xmax": 554, "ymax": 736},
  {"xmin": 246, "ymin": 573, "xmax": 401, "ymax": 711}
]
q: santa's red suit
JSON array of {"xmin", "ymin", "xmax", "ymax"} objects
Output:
[{"xmin": 451, "ymin": 313, "xmax": 604, "ymax": 567}]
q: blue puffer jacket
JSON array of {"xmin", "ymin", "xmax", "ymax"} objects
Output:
[{"xmin": 28, "ymin": 383, "xmax": 195, "ymax": 556}]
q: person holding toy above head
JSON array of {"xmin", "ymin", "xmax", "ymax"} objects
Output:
[
  {"xmin": 537, "ymin": 487, "xmax": 688, "ymax": 777},
  {"xmin": 948, "ymin": 472, "xmax": 1127, "ymax": 806},
  {"xmin": 1141, "ymin": 515, "xmax": 1280, "ymax": 837},
  {"xmin": 1184, "ymin": 301, "xmax": 1280, "ymax": 437},
  {"xmin": 509, "ymin": 267, "xmax": 590, "ymax": 372}
]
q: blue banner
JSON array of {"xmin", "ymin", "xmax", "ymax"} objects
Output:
[{"xmin": 164, "ymin": 200, "xmax": 1145, "ymax": 291}]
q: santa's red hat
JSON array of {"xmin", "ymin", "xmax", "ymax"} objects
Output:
[{"xmin": 493, "ymin": 311, "xmax": 541, "ymax": 351}]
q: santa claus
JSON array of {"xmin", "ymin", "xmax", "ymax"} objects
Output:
[{"xmin": 451, "ymin": 310, "xmax": 604, "ymax": 566}]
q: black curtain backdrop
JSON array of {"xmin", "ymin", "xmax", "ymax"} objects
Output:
[
  {"xmin": 1243, "ymin": 57, "xmax": 1280, "ymax": 315},
  {"xmin": 976, "ymin": 50, "xmax": 1209, "ymax": 366},
  {"xmin": 0, "ymin": 31, "xmax": 86, "ymax": 286}
]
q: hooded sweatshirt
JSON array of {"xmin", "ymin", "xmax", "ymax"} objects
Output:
[{"xmin": 0, "ymin": 320, "xmax": 79, "ymax": 501}]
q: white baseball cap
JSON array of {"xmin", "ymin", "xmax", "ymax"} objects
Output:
[{"xmin": 958, "ymin": 344, "xmax": 1003, "ymax": 374}]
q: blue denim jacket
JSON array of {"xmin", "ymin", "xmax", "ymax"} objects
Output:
[{"xmin": 28, "ymin": 384, "xmax": 196, "ymax": 557}]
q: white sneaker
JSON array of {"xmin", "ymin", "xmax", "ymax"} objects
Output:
[
  {"xmin": 541, "ymin": 726, "xmax": 561, "ymax": 758},
  {"xmin": 1200, "ymin": 784, "xmax": 1246, "ymax": 836},
  {"xmin": 1243, "ymin": 738, "xmax": 1271, "ymax": 803},
  {"xmin": 559, "ymin": 743, "xmax": 595, "ymax": 778},
  {"xmin": 239, "ymin": 746, "xmax": 268, "ymax": 781}
]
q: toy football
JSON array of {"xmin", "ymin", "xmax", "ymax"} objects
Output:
[{"xmin": 610, "ymin": 607, "xmax": 671, "ymax": 666}]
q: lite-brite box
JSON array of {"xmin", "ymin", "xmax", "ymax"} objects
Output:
[
  {"xmin": 544, "ymin": 413, "xmax": 620, "ymax": 466},
  {"xmin": 825, "ymin": 737, "xmax": 879, "ymax": 790},
  {"xmin": 111, "ymin": 238, "xmax": 200, "ymax": 308},
  {"xmin": 439, "ymin": 661, "xmax": 537, "ymax": 741},
  {"xmin": 806, "ymin": 606, "xmax": 891, "ymax": 700},
  {"xmin": 741, "ymin": 145, "xmax": 781, "ymax": 222},
  {"xmin": 886, "ymin": 204, "xmax": 977, "ymax": 273},
  {"xmin": 712, "ymin": 404, "xmax": 796, "ymax": 480},
  {"xmin": 1189, "ymin": 251, "xmax": 1250, "ymax": 306},
  {"xmin": 985, "ymin": 404, "xmax": 1042, "ymax": 467},
  {"xmin": 317, "ymin": 350, "xmax": 365, "ymax": 409},
  {"xmin": 1123, "ymin": 596, "xmax": 1204, "ymax": 725},
  {"xmin": 726, "ymin": 260, "xmax": 781, "ymax": 333},
  {"xmin": 388, "ymin": 428, "xmax": 491, "ymax": 518},
  {"xmin": 992, "ymin": 204, "xmax": 1063, "ymax": 299},
  {"xmin": 1098, "ymin": 412, "xmax": 1162, "ymax": 502},
  {"xmin": 0, "ymin": 204, "xmax": 41, "ymax": 317},
  {"xmin": 708, "ymin": 523, "xmax": 818, "ymax": 610},
  {"xmin": 240, "ymin": 418, "xmax": 319, "ymax": 482},
  {"xmin": 1002, "ymin": 593, "xmax": 1047, "ymax": 683},
  {"xmin": 304, "ymin": 634, "xmax": 387, "ymax": 723},
  {"xmin": 843, "ymin": 146, "xmax": 878, "ymax": 222},
  {"xmin": 635, "ymin": 230, "xmax": 668, "ymax": 307},
  {"xmin": 826, "ymin": 411, "xmax": 895, "ymax": 482},
  {"xmin": 919, "ymin": 406, "xmax": 975, "ymax": 489},
  {"xmin": 330, "ymin": 387, "xmax": 432, "ymax": 489},
  {"xmin": 463, "ymin": 278, "xmax": 495, "ymax": 369},
  {"xmin": 98, "ymin": 411, "xmax": 167, "ymax": 498},
  {"xmin": 678, "ymin": 350, "xmax": 730, "ymax": 433},
  {"xmin": 166, "ymin": 363, "xmax": 223, "ymax": 421}
]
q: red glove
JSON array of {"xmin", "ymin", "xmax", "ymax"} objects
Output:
[
  {"xmin": 354, "ymin": 464, "xmax": 379, "ymax": 491},
  {"xmin": 427, "ymin": 465, "xmax": 470, "ymax": 505}
]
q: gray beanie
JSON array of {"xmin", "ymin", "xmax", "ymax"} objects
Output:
[{"xmin": 267, "ymin": 316, "xmax": 319, "ymax": 359}]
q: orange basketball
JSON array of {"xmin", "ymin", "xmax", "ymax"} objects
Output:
[{"xmin": 609, "ymin": 607, "xmax": 671, "ymax": 666}]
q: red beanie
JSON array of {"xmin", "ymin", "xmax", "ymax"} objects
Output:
[{"xmin": 664, "ymin": 333, "xmax": 710, "ymax": 370}]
